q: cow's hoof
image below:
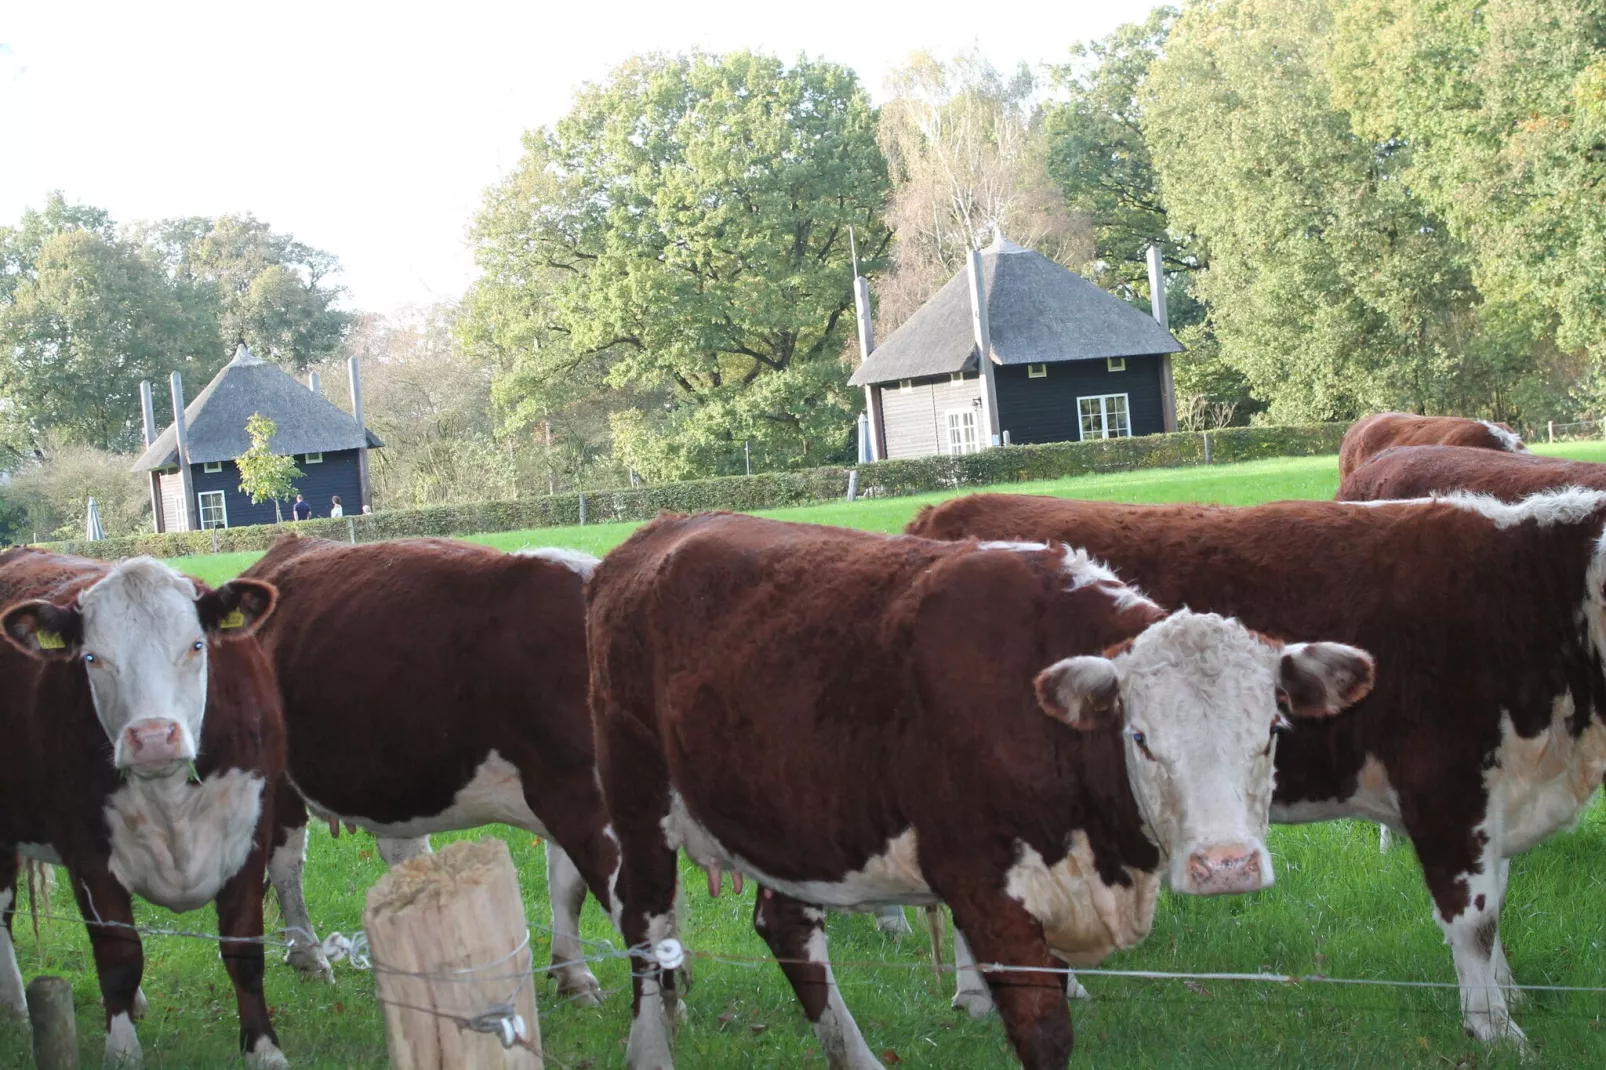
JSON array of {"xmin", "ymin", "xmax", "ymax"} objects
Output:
[
  {"xmin": 1, "ymin": 1001, "xmax": 27, "ymax": 1024},
  {"xmin": 285, "ymin": 947, "xmax": 334, "ymax": 983},
  {"xmin": 951, "ymin": 990, "xmax": 994, "ymax": 1020},
  {"xmin": 246, "ymin": 1037, "xmax": 291, "ymax": 1069},
  {"xmin": 1464, "ymin": 1014, "xmax": 1527, "ymax": 1049},
  {"xmin": 131, "ymin": 988, "xmax": 149, "ymax": 1020},
  {"xmin": 874, "ymin": 907, "xmax": 913, "ymax": 936},
  {"xmin": 1068, "ymin": 976, "xmax": 1092, "ymax": 1001},
  {"xmin": 556, "ymin": 970, "xmax": 604, "ymax": 1008}
]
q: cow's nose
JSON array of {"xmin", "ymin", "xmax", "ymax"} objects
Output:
[
  {"xmin": 1183, "ymin": 845, "xmax": 1267, "ymax": 895},
  {"xmin": 122, "ymin": 719, "xmax": 188, "ymax": 768}
]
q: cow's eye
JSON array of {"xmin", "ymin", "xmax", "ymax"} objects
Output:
[
  {"xmin": 192, "ymin": 640, "xmax": 205, "ymax": 652},
  {"xmin": 81, "ymin": 652, "xmax": 96, "ymax": 665},
  {"xmin": 1130, "ymin": 729, "xmax": 1156, "ymax": 761}
]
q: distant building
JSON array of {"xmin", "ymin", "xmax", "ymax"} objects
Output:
[
  {"xmin": 133, "ymin": 345, "xmax": 381, "ymax": 531},
  {"xmin": 849, "ymin": 235, "xmax": 1182, "ymax": 459}
]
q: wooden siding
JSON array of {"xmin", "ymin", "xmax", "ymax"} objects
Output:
[
  {"xmin": 994, "ymin": 355, "xmax": 1167, "ymax": 445},
  {"xmin": 157, "ymin": 471, "xmax": 189, "ymax": 532},
  {"xmin": 880, "ymin": 373, "xmax": 985, "ymax": 459},
  {"xmin": 189, "ymin": 449, "xmax": 364, "ymax": 528}
]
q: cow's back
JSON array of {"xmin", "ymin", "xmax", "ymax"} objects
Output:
[
  {"xmin": 1340, "ymin": 444, "xmax": 1606, "ymax": 502},
  {"xmin": 1339, "ymin": 412, "xmax": 1522, "ymax": 477}
]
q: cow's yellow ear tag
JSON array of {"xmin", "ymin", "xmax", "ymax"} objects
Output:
[
  {"xmin": 219, "ymin": 609, "xmax": 246, "ymax": 630},
  {"xmin": 35, "ymin": 630, "xmax": 64, "ymax": 650}
]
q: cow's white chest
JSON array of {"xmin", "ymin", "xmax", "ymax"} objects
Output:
[
  {"xmin": 303, "ymin": 750, "xmax": 550, "ymax": 840},
  {"xmin": 1272, "ymin": 755, "xmax": 1402, "ymax": 828},
  {"xmin": 105, "ymin": 769, "xmax": 265, "ymax": 914},
  {"xmin": 664, "ymin": 792, "xmax": 936, "ymax": 908},
  {"xmin": 1487, "ymin": 699, "xmax": 1606, "ymax": 855},
  {"xmin": 1004, "ymin": 834, "xmax": 1159, "ymax": 967}
]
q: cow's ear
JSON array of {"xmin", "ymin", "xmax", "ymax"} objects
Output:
[
  {"xmin": 1035, "ymin": 656, "xmax": 1122, "ymax": 731},
  {"xmin": 1279, "ymin": 642, "xmax": 1375, "ymax": 718},
  {"xmin": 1, "ymin": 599, "xmax": 83, "ymax": 661},
  {"xmin": 197, "ymin": 579, "xmax": 278, "ymax": 641}
]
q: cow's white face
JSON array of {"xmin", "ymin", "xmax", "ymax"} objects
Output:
[
  {"xmin": 1035, "ymin": 610, "xmax": 1374, "ymax": 896},
  {"xmin": 2, "ymin": 558, "xmax": 276, "ymax": 778}
]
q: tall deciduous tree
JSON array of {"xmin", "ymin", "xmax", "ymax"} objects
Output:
[
  {"xmin": 235, "ymin": 413, "xmax": 301, "ymax": 522},
  {"xmin": 464, "ymin": 51, "xmax": 891, "ymax": 481},
  {"xmin": 876, "ymin": 51, "xmax": 1090, "ymax": 331}
]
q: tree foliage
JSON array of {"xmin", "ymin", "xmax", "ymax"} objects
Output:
[
  {"xmin": 235, "ymin": 412, "xmax": 301, "ymax": 521},
  {"xmin": 2, "ymin": 444, "xmax": 149, "ymax": 541},
  {"xmin": 464, "ymin": 51, "xmax": 891, "ymax": 480}
]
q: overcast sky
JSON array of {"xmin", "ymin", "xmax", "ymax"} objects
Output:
[{"xmin": 2, "ymin": 0, "xmax": 1160, "ymax": 315}]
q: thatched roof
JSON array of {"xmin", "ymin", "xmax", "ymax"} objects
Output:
[
  {"xmin": 133, "ymin": 345, "xmax": 382, "ymax": 471},
  {"xmin": 849, "ymin": 236, "xmax": 1182, "ymax": 387}
]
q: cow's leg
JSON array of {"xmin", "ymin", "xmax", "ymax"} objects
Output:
[
  {"xmin": 753, "ymin": 889, "xmax": 880, "ymax": 1070},
  {"xmin": 1413, "ymin": 812, "xmax": 1522, "ymax": 1044},
  {"xmin": 598, "ymin": 722, "xmax": 682, "ymax": 1069},
  {"xmin": 872, "ymin": 905, "xmax": 912, "ymax": 935},
  {"xmin": 375, "ymin": 835, "xmax": 431, "ymax": 866},
  {"xmin": 545, "ymin": 841, "xmax": 603, "ymax": 1005},
  {"xmin": 1379, "ymin": 824, "xmax": 1392, "ymax": 853},
  {"xmin": 215, "ymin": 844, "xmax": 287, "ymax": 1069},
  {"xmin": 952, "ymin": 928, "xmax": 1088, "ymax": 1018},
  {"xmin": 0, "ymin": 850, "xmax": 25, "ymax": 1022},
  {"xmin": 946, "ymin": 896, "xmax": 1073, "ymax": 1070},
  {"xmin": 265, "ymin": 785, "xmax": 331, "ymax": 981},
  {"xmin": 69, "ymin": 865, "xmax": 145, "ymax": 1068}
]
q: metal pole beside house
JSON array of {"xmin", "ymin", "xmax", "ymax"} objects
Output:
[
  {"xmin": 169, "ymin": 372, "xmax": 199, "ymax": 531},
  {"xmin": 140, "ymin": 380, "xmax": 166, "ymax": 533},
  {"xmin": 967, "ymin": 248, "xmax": 1002, "ymax": 448},
  {"xmin": 854, "ymin": 275, "xmax": 885, "ymax": 461},
  {"xmin": 308, "ymin": 370, "xmax": 321, "ymax": 396},
  {"xmin": 348, "ymin": 357, "xmax": 373, "ymax": 513},
  {"xmin": 1148, "ymin": 244, "xmax": 1179, "ymax": 434}
]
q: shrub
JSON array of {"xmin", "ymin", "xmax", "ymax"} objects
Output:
[{"xmin": 36, "ymin": 423, "xmax": 1346, "ymax": 561}]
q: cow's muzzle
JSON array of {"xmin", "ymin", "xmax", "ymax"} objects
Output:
[
  {"xmin": 1179, "ymin": 843, "xmax": 1272, "ymax": 895},
  {"xmin": 119, "ymin": 719, "xmax": 193, "ymax": 776}
]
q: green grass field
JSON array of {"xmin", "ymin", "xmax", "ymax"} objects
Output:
[{"xmin": 7, "ymin": 444, "xmax": 1606, "ymax": 1067}]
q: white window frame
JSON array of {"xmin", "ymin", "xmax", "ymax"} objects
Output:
[
  {"xmin": 1106, "ymin": 357, "xmax": 1127, "ymax": 372},
  {"xmin": 202, "ymin": 460, "xmax": 222, "ymax": 473},
  {"xmin": 1027, "ymin": 364, "xmax": 1048, "ymax": 378},
  {"xmin": 1076, "ymin": 393, "xmax": 1133, "ymax": 441},
  {"xmin": 943, "ymin": 407, "xmax": 980, "ymax": 455},
  {"xmin": 950, "ymin": 372, "xmax": 965, "ymax": 383},
  {"xmin": 303, "ymin": 451, "xmax": 323, "ymax": 464},
  {"xmin": 899, "ymin": 379, "xmax": 914, "ymax": 393},
  {"xmin": 197, "ymin": 490, "xmax": 228, "ymax": 529}
]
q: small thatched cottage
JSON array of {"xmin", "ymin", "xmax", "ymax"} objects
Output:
[
  {"xmin": 133, "ymin": 345, "xmax": 382, "ymax": 531},
  {"xmin": 849, "ymin": 236, "xmax": 1182, "ymax": 459}
]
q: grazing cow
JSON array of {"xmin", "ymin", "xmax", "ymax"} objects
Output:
[
  {"xmin": 1337, "ymin": 411, "xmax": 1527, "ymax": 479},
  {"xmin": 588, "ymin": 513, "xmax": 1373, "ymax": 1069},
  {"xmin": 909, "ymin": 490, "xmax": 1606, "ymax": 1043},
  {"xmin": 241, "ymin": 536, "xmax": 619, "ymax": 1001},
  {"xmin": 1341, "ymin": 443, "xmax": 1606, "ymax": 503},
  {"xmin": 0, "ymin": 550, "xmax": 286, "ymax": 1068}
]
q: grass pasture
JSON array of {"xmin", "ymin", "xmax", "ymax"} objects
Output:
[{"xmin": 7, "ymin": 443, "xmax": 1606, "ymax": 1067}]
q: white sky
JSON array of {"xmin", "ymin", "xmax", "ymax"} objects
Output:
[{"xmin": 2, "ymin": 0, "xmax": 1159, "ymax": 315}]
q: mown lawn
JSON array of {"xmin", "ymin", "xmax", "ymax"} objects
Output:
[{"xmin": 7, "ymin": 444, "xmax": 1606, "ymax": 1067}]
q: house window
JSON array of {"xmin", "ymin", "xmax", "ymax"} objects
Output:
[
  {"xmin": 197, "ymin": 490, "xmax": 228, "ymax": 529},
  {"xmin": 899, "ymin": 379, "xmax": 914, "ymax": 393},
  {"xmin": 944, "ymin": 408, "xmax": 980, "ymax": 455},
  {"xmin": 1107, "ymin": 357, "xmax": 1127, "ymax": 372},
  {"xmin": 202, "ymin": 461, "xmax": 222, "ymax": 473},
  {"xmin": 303, "ymin": 452, "xmax": 323, "ymax": 464},
  {"xmin": 1027, "ymin": 364, "xmax": 1048, "ymax": 378},
  {"xmin": 1078, "ymin": 394, "xmax": 1133, "ymax": 441},
  {"xmin": 951, "ymin": 372, "xmax": 965, "ymax": 383}
]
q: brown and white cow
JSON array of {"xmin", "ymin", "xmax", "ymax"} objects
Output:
[
  {"xmin": 1337, "ymin": 411, "xmax": 1527, "ymax": 479},
  {"xmin": 588, "ymin": 513, "xmax": 1373, "ymax": 1069},
  {"xmin": 1340, "ymin": 443, "xmax": 1606, "ymax": 503},
  {"xmin": 909, "ymin": 490, "xmax": 1606, "ymax": 1044},
  {"xmin": 0, "ymin": 550, "xmax": 286, "ymax": 1068},
  {"xmin": 241, "ymin": 536, "xmax": 620, "ymax": 1001}
]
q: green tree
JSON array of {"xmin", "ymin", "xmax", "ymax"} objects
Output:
[
  {"xmin": 464, "ymin": 51, "xmax": 891, "ymax": 480},
  {"xmin": 1143, "ymin": 0, "xmax": 1488, "ymax": 423},
  {"xmin": 235, "ymin": 412, "xmax": 301, "ymax": 522}
]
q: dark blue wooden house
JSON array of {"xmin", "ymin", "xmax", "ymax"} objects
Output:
[
  {"xmin": 849, "ymin": 236, "xmax": 1182, "ymax": 459},
  {"xmin": 134, "ymin": 345, "xmax": 382, "ymax": 531}
]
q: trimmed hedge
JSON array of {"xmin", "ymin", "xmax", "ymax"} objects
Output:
[{"xmin": 38, "ymin": 423, "xmax": 1346, "ymax": 561}]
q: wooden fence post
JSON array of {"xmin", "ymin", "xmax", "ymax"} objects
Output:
[
  {"xmin": 1203, "ymin": 431, "xmax": 1213, "ymax": 466},
  {"xmin": 364, "ymin": 838, "xmax": 542, "ymax": 1070},
  {"xmin": 26, "ymin": 976, "xmax": 77, "ymax": 1070},
  {"xmin": 1549, "ymin": 420, "xmax": 1556, "ymax": 442}
]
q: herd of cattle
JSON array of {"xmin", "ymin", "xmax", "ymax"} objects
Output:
[{"xmin": 1, "ymin": 410, "xmax": 1603, "ymax": 1069}]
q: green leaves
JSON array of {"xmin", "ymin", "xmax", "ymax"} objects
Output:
[{"xmin": 235, "ymin": 413, "xmax": 302, "ymax": 516}]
